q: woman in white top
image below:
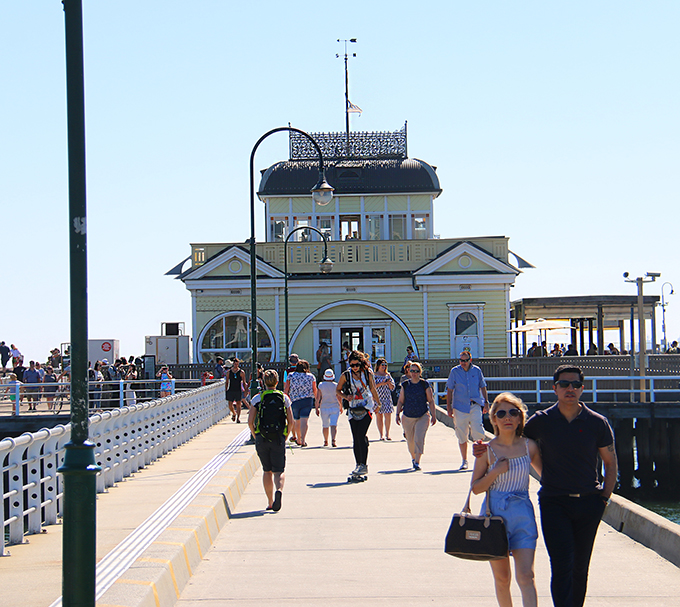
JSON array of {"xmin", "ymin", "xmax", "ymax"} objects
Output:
[
  {"xmin": 315, "ymin": 368, "xmax": 343, "ymax": 447},
  {"xmin": 471, "ymin": 392, "xmax": 542, "ymax": 607}
]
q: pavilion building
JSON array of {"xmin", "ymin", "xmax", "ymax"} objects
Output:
[{"xmin": 175, "ymin": 124, "xmax": 524, "ymax": 371}]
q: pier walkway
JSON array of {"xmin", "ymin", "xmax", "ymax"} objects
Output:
[{"xmin": 4, "ymin": 411, "xmax": 680, "ymax": 606}]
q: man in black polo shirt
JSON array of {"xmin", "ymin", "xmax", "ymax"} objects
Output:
[
  {"xmin": 525, "ymin": 364, "xmax": 617, "ymax": 607},
  {"xmin": 474, "ymin": 364, "xmax": 617, "ymax": 607}
]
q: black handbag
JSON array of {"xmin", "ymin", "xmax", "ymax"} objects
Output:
[{"xmin": 445, "ymin": 484, "xmax": 509, "ymax": 561}]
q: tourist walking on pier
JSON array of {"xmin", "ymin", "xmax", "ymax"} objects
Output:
[
  {"xmin": 23, "ymin": 361, "xmax": 42, "ymax": 411},
  {"xmin": 43, "ymin": 365, "xmax": 59, "ymax": 411},
  {"xmin": 395, "ymin": 361, "xmax": 436, "ymax": 470},
  {"xmin": 471, "ymin": 392, "xmax": 542, "ymax": 607},
  {"xmin": 284, "ymin": 359, "xmax": 317, "ymax": 446},
  {"xmin": 226, "ymin": 358, "xmax": 246, "ymax": 422},
  {"xmin": 315, "ymin": 368, "xmax": 342, "ymax": 447},
  {"xmin": 248, "ymin": 369, "xmax": 294, "ymax": 512},
  {"xmin": 336, "ymin": 351, "xmax": 380, "ymax": 478},
  {"xmin": 0, "ymin": 341, "xmax": 11, "ymax": 373},
  {"xmin": 474, "ymin": 365, "xmax": 618, "ymax": 607},
  {"xmin": 157, "ymin": 365, "xmax": 173, "ymax": 399},
  {"xmin": 125, "ymin": 363, "xmax": 138, "ymax": 406},
  {"xmin": 373, "ymin": 358, "xmax": 395, "ymax": 440},
  {"xmin": 446, "ymin": 351, "xmax": 489, "ymax": 470}
]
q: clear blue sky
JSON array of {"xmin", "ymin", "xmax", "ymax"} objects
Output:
[{"xmin": 2, "ymin": 1, "xmax": 679, "ymax": 361}]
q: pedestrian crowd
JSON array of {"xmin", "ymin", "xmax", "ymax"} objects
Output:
[
  {"xmin": 244, "ymin": 347, "xmax": 618, "ymax": 607},
  {"xmin": 0, "ymin": 341, "xmax": 152, "ymax": 412}
]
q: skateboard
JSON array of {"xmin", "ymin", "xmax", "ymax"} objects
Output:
[{"xmin": 347, "ymin": 474, "xmax": 368, "ymax": 483}]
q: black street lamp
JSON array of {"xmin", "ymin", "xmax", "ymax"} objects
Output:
[
  {"xmin": 59, "ymin": 2, "xmax": 102, "ymax": 606},
  {"xmin": 249, "ymin": 127, "xmax": 333, "ymax": 396},
  {"xmin": 284, "ymin": 227, "xmax": 333, "ymax": 360}
]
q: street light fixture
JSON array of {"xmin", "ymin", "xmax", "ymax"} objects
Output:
[
  {"xmin": 284, "ymin": 227, "xmax": 333, "ymax": 360},
  {"xmin": 249, "ymin": 127, "xmax": 333, "ymax": 397},
  {"xmin": 624, "ymin": 271, "xmax": 660, "ymax": 402},
  {"xmin": 59, "ymin": 2, "xmax": 102, "ymax": 606},
  {"xmin": 661, "ymin": 282, "xmax": 674, "ymax": 352}
]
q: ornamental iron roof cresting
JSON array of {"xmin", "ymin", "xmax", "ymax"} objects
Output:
[{"xmin": 289, "ymin": 122, "xmax": 408, "ymax": 161}]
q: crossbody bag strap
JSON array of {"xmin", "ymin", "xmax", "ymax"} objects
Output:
[{"xmin": 485, "ymin": 446, "xmax": 493, "ymax": 518}]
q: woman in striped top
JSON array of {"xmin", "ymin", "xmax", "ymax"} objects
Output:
[{"xmin": 471, "ymin": 392, "xmax": 542, "ymax": 607}]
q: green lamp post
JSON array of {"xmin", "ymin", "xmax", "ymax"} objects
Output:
[{"xmin": 249, "ymin": 127, "xmax": 333, "ymax": 396}]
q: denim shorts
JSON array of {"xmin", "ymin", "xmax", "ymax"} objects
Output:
[
  {"xmin": 484, "ymin": 490, "xmax": 538, "ymax": 551},
  {"xmin": 291, "ymin": 397, "xmax": 314, "ymax": 420}
]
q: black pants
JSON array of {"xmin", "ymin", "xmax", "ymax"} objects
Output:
[
  {"xmin": 349, "ymin": 414, "xmax": 372, "ymax": 465},
  {"xmin": 539, "ymin": 494, "xmax": 606, "ymax": 607}
]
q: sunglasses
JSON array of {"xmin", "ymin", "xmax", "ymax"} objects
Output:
[
  {"xmin": 495, "ymin": 408, "xmax": 520, "ymax": 419},
  {"xmin": 409, "ymin": 369, "xmax": 421, "ymax": 374},
  {"xmin": 349, "ymin": 363, "xmax": 361, "ymax": 368},
  {"xmin": 556, "ymin": 380, "xmax": 583, "ymax": 389},
  {"xmin": 459, "ymin": 358, "xmax": 471, "ymax": 362}
]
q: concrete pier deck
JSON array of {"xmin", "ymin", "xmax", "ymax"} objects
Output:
[
  {"xmin": 177, "ymin": 417, "xmax": 680, "ymax": 606},
  {"xmin": 3, "ymin": 412, "xmax": 680, "ymax": 606}
]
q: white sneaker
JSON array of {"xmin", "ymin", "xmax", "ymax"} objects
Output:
[
  {"xmin": 358, "ymin": 464, "xmax": 368, "ymax": 475},
  {"xmin": 459, "ymin": 460, "xmax": 469, "ymax": 470},
  {"xmin": 352, "ymin": 465, "xmax": 362, "ymax": 475}
]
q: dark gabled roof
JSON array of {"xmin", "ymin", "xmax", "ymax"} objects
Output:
[{"xmin": 258, "ymin": 158, "xmax": 442, "ymax": 196}]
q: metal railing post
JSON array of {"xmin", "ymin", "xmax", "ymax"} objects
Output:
[
  {"xmin": 536, "ymin": 379, "xmax": 541, "ymax": 403},
  {"xmin": 14, "ymin": 383, "xmax": 20, "ymax": 415},
  {"xmin": 592, "ymin": 378, "xmax": 598, "ymax": 403},
  {"xmin": 650, "ymin": 377, "xmax": 655, "ymax": 403},
  {"xmin": 171, "ymin": 378, "xmax": 176, "ymax": 395}
]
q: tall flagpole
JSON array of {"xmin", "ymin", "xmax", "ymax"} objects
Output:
[{"xmin": 337, "ymin": 38, "xmax": 357, "ymax": 155}]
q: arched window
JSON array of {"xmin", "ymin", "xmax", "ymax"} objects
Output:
[
  {"xmin": 198, "ymin": 313, "xmax": 274, "ymax": 363},
  {"xmin": 456, "ymin": 312, "xmax": 478, "ymax": 336}
]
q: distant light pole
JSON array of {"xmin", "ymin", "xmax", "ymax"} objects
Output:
[
  {"xmin": 624, "ymin": 271, "xmax": 660, "ymax": 402},
  {"xmin": 284, "ymin": 227, "xmax": 333, "ymax": 360},
  {"xmin": 59, "ymin": 2, "xmax": 102, "ymax": 606},
  {"xmin": 249, "ymin": 127, "xmax": 333, "ymax": 395},
  {"xmin": 661, "ymin": 282, "xmax": 674, "ymax": 352}
]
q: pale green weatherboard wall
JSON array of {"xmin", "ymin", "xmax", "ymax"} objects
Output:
[{"xmin": 194, "ymin": 286, "xmax": 508, "ymax": 362}]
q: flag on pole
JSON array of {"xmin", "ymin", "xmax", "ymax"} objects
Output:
[{"xmin": 347, "ymin": 100, "xmax": 362, "ymax": 115}]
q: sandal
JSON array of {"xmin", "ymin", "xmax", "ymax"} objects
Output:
[
  {"xmin": 324, "ymin": 441, "xmax": 328, "ymax": 447},
  {"xmin": 332, "ymin": 440, "xmax": 337, "ymax": 447}
]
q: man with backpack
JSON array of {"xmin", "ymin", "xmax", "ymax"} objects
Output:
[{"xmin": 248, "ymin": 369, "xmax": 294, "ymax": 512}]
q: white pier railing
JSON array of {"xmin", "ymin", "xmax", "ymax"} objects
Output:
[{"xmin": 0, "ymin": 380, "xmax": 227, "ymax": 556}]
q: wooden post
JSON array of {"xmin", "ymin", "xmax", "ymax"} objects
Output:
[
  {"xmin": 635, "ymin": 417, "xmax": 654, "ymax": 490},
  {"xmin": 614, "ymin": 417, "xmax": 635, "ymax": 493},
  {"xmin": 668, "ymin": 419, "xmax": 680, "ymax": 494},
  {"xmin": 651, "ymin": 418, "xmax": 670, "ymax": 491},
  {"xmin": 597, "ymin": 304, "xmax": 605, "ymax": 355}
]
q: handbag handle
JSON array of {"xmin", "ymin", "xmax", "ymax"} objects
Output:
[{"xmin": 461, "ymin": 447, "xmax": 493, "ymax": 518}]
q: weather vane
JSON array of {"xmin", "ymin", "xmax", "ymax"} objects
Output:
[{"xmin": 337, "ymin": 38, "xmax": 360, "ymax": 154}]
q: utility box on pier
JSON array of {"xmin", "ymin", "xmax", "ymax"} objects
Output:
[{"xmin": 145, "ymin": 335, "xmax": 191, "ymax": 365}]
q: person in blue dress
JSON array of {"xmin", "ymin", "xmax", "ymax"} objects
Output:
[{"xmin": 471, "ymin": 392, "xmax": 542, "ymax": 607}]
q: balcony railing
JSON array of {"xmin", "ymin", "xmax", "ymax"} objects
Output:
[{"xmin": 190, "ymin": 236, "xmax": 509, "ymax": 274}]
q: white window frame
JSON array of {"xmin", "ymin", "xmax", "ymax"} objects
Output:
[
  {"xmin": 197, "ymin": 312, "xmax": 276, "ymax": 363},
  {"xmin": 447, "ymin": 303, "xmax": 485, "ymax": 358},
  {"xmin": 311, "ymin": 320, "xmax": 393, "ymax": 364}
]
